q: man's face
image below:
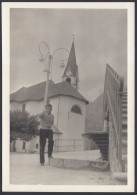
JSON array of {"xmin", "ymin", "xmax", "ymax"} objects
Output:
[{"xmin": 46, "ymin": 106, "xmax": 52, "ymax": 114}]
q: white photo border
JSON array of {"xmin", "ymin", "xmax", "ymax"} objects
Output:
[{"xmin": 2, "ymin": 2, "xmax": 135, "ymax": 192}]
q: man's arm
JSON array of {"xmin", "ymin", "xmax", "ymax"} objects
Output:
[{"xmin": 37, "ymin": 112, "xmax": 44, "ymax": 119}]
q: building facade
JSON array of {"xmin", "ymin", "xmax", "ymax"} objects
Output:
[{"xmin": 10, "ymin": 40, "xmax": 89, "ymax": 153}]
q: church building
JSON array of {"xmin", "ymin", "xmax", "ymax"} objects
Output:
[{"xmin": 10, "ymin": 40, "xmax": 89, "ymax": 153}]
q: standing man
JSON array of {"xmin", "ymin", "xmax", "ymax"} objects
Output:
[{"xmin": 39, "ymin": 103, "xmax": 54, "ymax": 165}]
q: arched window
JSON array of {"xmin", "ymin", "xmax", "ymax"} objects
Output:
[
  {"xmin": 66, "ymin": 77, "xmax": 71, "ymax": 83},
  {"xmin": 71, "ymin": 105, "xmax": 82, "ymax": 114}
]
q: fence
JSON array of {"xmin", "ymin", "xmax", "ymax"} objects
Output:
[{"xmin": 54, "ymin": 139, "xmax": 84, "ymax": 152}]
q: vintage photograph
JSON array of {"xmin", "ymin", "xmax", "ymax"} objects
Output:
[{"xmin": 2, "ymin": 2, "xmax": 134, "ymax": 192}]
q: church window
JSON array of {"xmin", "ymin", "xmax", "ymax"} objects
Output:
[
  {"xmin": 66, "ymin": 77, "xmax": 71, "ymax": 83},
  {"xmin": 71, "ymin": 105, "xmax": 82, "ymax": 114}
]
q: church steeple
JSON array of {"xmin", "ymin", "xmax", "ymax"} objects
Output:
[{"xmin": 62, "ymin": 38, "xmax": 79, "ymax": 90}]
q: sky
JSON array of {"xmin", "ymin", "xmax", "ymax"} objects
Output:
[{"xmin": 10, "ymin": 8, "xmax": 127, "ymax": 102}]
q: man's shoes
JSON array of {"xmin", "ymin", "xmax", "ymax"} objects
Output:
[
  {"xmin": 48, "ymin": 155, "xmax": 53, "ymax": 158},
  {"xmin": 40, "ymin": 163, "xmax": 44, "ymax": 166}
]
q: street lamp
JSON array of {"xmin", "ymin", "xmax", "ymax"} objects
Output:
[{"xmin": 39, "ymin": 41, "xmax": 69, "ymax": 110}]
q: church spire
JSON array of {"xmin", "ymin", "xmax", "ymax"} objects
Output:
[{"xmin": 62, "ymin": 38, "xmax": 79, "ymax": 90}]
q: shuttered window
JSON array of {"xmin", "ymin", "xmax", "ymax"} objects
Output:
[
  {"xmin": 36, "ymin": 144, "xmax": 39, "ymax": 148},
  {"xmin": 22, "ymin": 103, "xmax": 26, "ymax": 112},
  {"xmin": 22, "ymin": 141, "xmax": 26, "ymax": 149}
]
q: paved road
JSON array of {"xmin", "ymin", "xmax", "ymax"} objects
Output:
[
  {"xmin": 53, "ymin": 149, "xmax": 101, "ymax": 160},
  {"xmin": 10, "ymin": 153, "xmax": 124, "ymax": 185}
]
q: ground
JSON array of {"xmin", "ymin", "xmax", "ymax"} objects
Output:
[{"xmin": 10, "ymin": 152, "xmax": 125, "ymax": 185}]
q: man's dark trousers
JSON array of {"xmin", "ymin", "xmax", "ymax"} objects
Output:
[{"xmin": 40, "ymin": 129, "xmax": 54, "ymax": 163}]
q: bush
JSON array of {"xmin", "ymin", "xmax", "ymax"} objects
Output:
[{"xmin": 10, "ymin": 109, "xmax": 39, "ymax": 141}]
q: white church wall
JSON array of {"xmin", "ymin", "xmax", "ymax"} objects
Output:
[
  {"xmin": 67, "ymin": 112, "xmax": 85, "ymax": 138},
  {"xmin": 68, "ymin": 97, "xmax": 86, "ymax": 149},
  {"xmin": 10, "ymin": 95, "xmax": 86, "ymax": 152},
  {"xmin": 57, "ymin": 96, "xmax": 86, "ymax": 140},
  {"xmin": 48, "ymin": 97, "xmax": 60, "ymax": 127},
  {"xmin": 55, "ymin": 96, "xmax": 70, "ymax": 139}
]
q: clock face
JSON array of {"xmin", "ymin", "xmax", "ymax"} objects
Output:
[{"xmin": 66, "ymin": 70, "xmax": 72, "ymax": 77}]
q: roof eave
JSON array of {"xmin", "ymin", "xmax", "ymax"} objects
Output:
[{"xmin": 10, "ymin": 94, "xmax": 89, "ymax": 104}]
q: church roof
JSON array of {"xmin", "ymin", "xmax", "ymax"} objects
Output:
[
  {"xmin": 63, "ymin": 41, "xmax": 78, "ymax": 77},
  {"xmin": 10, "ymin": 80, "xmax": 89, "ymax": 104}
]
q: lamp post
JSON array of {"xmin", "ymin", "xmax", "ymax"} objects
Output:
[{"xmin": 39, "ymin": 41, "xmax": 69, "ymax": 110}]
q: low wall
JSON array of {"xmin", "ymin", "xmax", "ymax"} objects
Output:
[{"xmin": 83, "ymin": 136, "xmax": 98, "ymax": 150}]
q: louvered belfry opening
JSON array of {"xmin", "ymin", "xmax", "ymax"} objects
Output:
[{"xmin": 66, "ymin": 77, "xmax": 71, "ymax": 83}]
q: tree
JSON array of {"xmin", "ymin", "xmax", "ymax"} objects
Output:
[{"xmin": 10, "ymin": 109, "xmax": 40, "ymax": 142}]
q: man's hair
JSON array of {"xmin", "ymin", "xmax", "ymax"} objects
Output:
[{"xmin": 46, "ymin": 103, "xmax": 52, "ymax": 108}]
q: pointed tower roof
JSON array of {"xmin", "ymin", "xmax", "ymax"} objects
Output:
[{"xmin": 63, "ymin": 40, "xmax": 78, "ymax": 77}]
